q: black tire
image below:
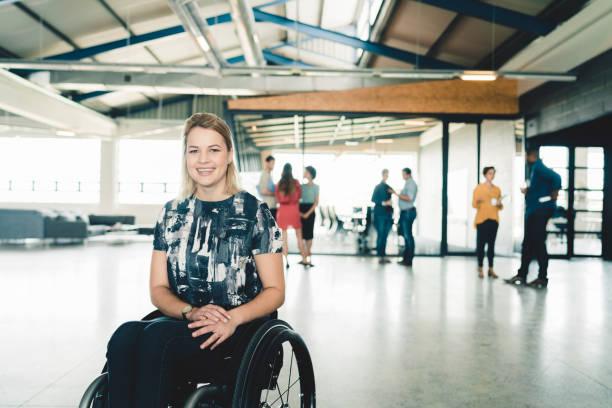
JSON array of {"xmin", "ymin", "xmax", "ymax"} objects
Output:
[
  {"xmin": 78, "ymin": 373, "xmax": 108, "ymax": 408},
  {"xmin": 231, "ymin": 320, "xmax": 316, "ymax": 408},
  {"xmin": 183, "ymin": 384, "xmax": 228, "ymax": 408}
]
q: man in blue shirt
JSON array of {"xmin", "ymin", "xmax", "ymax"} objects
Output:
[
  {"xmin": 506, "ymin": 148, "xmax": 561, "ymax": 288},
  {"xmin": 390, "ymin": 168, "xmax": 418, "ymax": 266},
  {"xmin": 371, "ymin": 169, "xmax": 393, "ymax": 263}
]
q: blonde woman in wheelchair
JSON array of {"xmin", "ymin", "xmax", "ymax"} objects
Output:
[{"xmin": 105, "ymin": 113, "xmax": 284, "ymax": 408}]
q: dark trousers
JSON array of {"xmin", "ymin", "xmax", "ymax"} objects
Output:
[
  {"xmin": 518, "ymin": 207, "xmax": 554, "ymax": 280},
  {"xmin": 399, "ymin": 209, "xmax": 417, "ymax": 262},
  {"xmin": 106, "ymin": 316, "xmax": 239, "ymax": 408},
  {"xmin": 374, "ymin": 213, "xmax": 393, "ymax": 257},
  {"xmin": 476, "ymin": 219, "xmax": 498, "ymax": 267}
]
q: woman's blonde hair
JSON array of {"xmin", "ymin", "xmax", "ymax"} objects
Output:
[{"xmin": 180, "ymin": 113, "xmax": 241, "ymax": 199}]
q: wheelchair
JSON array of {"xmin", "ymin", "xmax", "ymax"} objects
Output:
[{"xmin": 79, "ymin": 310, "xmax": 316, "ymax": 408}]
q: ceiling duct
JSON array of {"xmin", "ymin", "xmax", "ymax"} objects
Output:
[
  {"xmin": 168, "ymin": 0, "xmax": 226, "ymax": 70},
  {"xmin": 228, "ymin": 0, "xmax": 265, "ymax": 66}
]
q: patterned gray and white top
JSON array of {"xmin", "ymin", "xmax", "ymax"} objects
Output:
[{"xmin": 153, "ymin": 191, "xmax": 282, "ymax": 309}]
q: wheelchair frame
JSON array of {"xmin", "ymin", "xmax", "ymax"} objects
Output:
[{"xmin": 79, "ymin": 311, "xmax": 315, "ymax": 408}]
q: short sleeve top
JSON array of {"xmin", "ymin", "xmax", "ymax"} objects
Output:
[
  {"xmin": 300, "ymin": 183, "xmax": 319, "ymax": 204},
  {"xmin": 371, "ymin": 182, "xmax": 392, "ymax": 216},
  {"xmin": 153, "ymin": 191, "xmax": 283, "ymax": 309}
]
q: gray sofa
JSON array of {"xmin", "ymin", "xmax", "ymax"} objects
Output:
[{"xmin": 0, "ymin": 208, "xmax": 88, "ymax": 241}]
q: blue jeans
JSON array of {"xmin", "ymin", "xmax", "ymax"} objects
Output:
[
  {"xmin": 399, "ymin": 209, "xmax": 417, "ymax": 262},
  {"xmin": 374, "ymin": 213, "xmax": 393, "ymax": 257}
]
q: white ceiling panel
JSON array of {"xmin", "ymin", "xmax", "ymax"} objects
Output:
[
  {"xmin": 145, "ymin": 33, "xmax": 207, "ymax": 64},
  {"xmin": 321, "ymin": 0, "xmax": 360, "ymax": 30},
  {"xmin": 22, "ymin": 0, "xmax": 120, "ymax": 46},
  {"xmin": 0, "ymin": 3, "xmax": 72, "ymax": 58},
  {"xmin": 94, "ymin": 44, "xmax": 162, "ymax": 64},
  {"xmin": 96, "ymin": 90, "xmax": 150, "ymax": 107},
  {"xmin": 81, "ymin": 98, "xmax": 111, "ymax": 113},
  {"xmin": 286, "ymin": 0, "xmax": 320, "ymax": 27}
]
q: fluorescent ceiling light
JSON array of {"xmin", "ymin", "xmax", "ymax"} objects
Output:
[
  {"xmin": 56, "ymin": 129, "xmax": 76, "ymax": 137},
  {"xmin": 376, "ymin": 138, "xmax": 394, "ymax": 144},
  {"xmin": 345, "ymin": 141, "xmax": 359, "ymax": 146},
  {"xmin": 460, "ymin": 71, "xmax": 497, "ymax": 81}
]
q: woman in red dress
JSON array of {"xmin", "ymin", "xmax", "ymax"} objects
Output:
[{"xmin": 275, "ymin": 163, "xmax": 308, "ymax": 268}]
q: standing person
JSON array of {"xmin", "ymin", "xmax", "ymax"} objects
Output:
[
  {"xmin": 390, "ymin": 168, "xmax": 418, "ymax": 266},
  {"xmin": 506, "ymin": 148, "xmax": 561, "ymax": 288},
  {"xmin": 105, "ymin": 113, "xmax": 284, "ymax": 408},
  {"xmin": 371, "ymin": 169, "xmax": 393, "ymax": 264},
  {"xmin": 258, "ymin": 155, "xmax": 277, "ymax": 219},
  {"xmin": 299, "ymin": 166, "xmax": 319, "ymax": 267},
  {"xmin": 472, "ymin": 166, "xmax": 503, "ymax": 279},
  {"xmin": 275, "ymin": 163, "xmax": 308, "ymax": 268}
]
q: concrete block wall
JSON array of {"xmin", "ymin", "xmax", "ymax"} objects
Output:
[{"xmin": 521, "ymin": 49, "xmax": 612, "ymax": 138}]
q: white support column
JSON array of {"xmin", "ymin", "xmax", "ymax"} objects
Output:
[{"xmin": 99, "ymin": 139, "xmax": 118, "ymax": 214}]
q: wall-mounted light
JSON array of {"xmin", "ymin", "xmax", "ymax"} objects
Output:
[{"xmin": 345, "ymin": 141, "xmax": 359, "ymax": 146}]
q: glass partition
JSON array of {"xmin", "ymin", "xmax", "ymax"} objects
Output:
[
  {"xmin": 233, "ymin": 113, "xmax": 439, "ymax": 256},
  {"xmin": 447, "ymin": 123, "xmax": 478, "ymax": 252},
  {"xmin": 416, "ymin": 124, "xmax": 443, "ymax": 255}
]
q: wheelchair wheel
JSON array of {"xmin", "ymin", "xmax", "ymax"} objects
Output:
[
  {"xmin": 78, "ymin": 373, "xmax": 108, "ymax": 408},
  {"xmin": 232, "ymin": 320, "xmax": 316, "ymax": 408}
]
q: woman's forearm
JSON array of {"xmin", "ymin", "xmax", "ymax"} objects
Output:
[
  {"xmin": 151, "ymin": 285, "xmax": 190, "ymax": 320},
  {"xmin": 227, "ymin": 287, "xmax": 285, "ymax": 326}
]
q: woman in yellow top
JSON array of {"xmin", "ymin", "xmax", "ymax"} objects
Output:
[{"xmin": 472, "ymin": 166, "xmax": 503, "ymax": 279}]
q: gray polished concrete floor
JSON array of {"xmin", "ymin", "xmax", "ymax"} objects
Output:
[{"xmin": 1, "ymin": 242, "xmax": 611, "ymax": 407}]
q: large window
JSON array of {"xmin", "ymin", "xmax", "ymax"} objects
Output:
[
  {"xmin": 117, "ymin": 140, "xmax": 182, "ymax": 204},
  {"xmin": 270, "ymin": 152, "xmax": 416, "ymax": 215},
  {"xmin": 0, "ymin": 137, "xmax": 100, "ymax": 203}
]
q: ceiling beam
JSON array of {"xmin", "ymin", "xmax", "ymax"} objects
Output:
[
  {"xmin": 70, "ymin": 90, "xmax": 110, "ymax": 103},
  {"xmin": 45, "ymin": 0, "xmax": 292, "ymax": 61},
  {"xmin": 0, "ymin": 68, "xmax": 116, "ymax": 136},
  {"xmin": 252, "ymin": 9, "xmax": 462, "ymax": 69},
  {"xmin": 263, "ymin": 50, "xmax": 312, "ymax": 67},
  {"xmin": 46, "ymin": 25, "xmax": 186, "ymax": 61},
  {"xmin": 416, "ymin": 0, "xmax": 556, "ymax": 36}
]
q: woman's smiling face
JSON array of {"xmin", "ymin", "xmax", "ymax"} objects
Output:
[{"xmin": 185, "ymin": 126, "xmax": 232, "ymax": 192}]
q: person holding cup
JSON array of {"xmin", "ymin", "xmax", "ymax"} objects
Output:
[{"xmin": 472, "ymin": 166, "xmax": 503, "ymax": 279}]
